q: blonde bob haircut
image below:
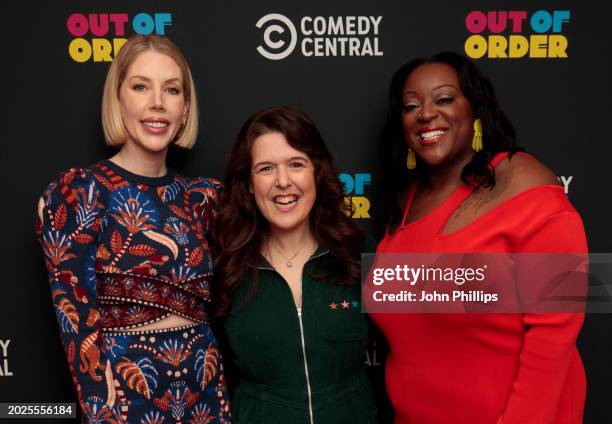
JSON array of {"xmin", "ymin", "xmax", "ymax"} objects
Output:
[{"xmin": 102, "ymin": 35, "xmax": 199, "ymax": 149}]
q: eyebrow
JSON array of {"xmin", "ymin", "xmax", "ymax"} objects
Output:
[
  {"xmin": 128, "ymin": 75, "xmax": 182, "ymax": 84},
  {"xmin": 403, "ymin": 84, "xmax": 459, "ymax": 96}
]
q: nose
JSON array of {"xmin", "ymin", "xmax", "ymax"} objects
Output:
[
  {"xmin": 275, "ymin": 166, "xmax": 292, "ymax": 189},
  {"xmin": 150, "ymin": 87, "xmax": 165, "ymax": 111},
  {"xmin": 418, "ymin": 101, "xmax": 438, "ymax": 122}
]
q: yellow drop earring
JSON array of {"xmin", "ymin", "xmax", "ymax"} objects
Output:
[
  {"xmin": 472, "ymin": 119, "xmax": 483, "ymax": 152},
  {"xmin": 406, "ymin": 148, "xmax": 416, "ymax": 169}
]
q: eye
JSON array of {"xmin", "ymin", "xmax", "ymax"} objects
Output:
[
  {"xmin": 132, "ymin": 83, "xmax": 147, "ymax": 92},
  {"xmin": 256, "ymin": 165, "xmax": 273, "ymax": 174},
  {"xmin": 402, "ymin": 102, "xmax": 419, "ymax": 112},
  {"xmin": 289, "ymin": 161, "xmax": 306, "ymax": 168},
  {"xmin": 436, "ymin": 96, "xmax": 454, "ymax": 105},
  {"xmin": 166, "ymin": 86, "xmax": 181, "ymax": 95}
]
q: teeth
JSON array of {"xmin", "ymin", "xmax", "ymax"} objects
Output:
[
  {"xmin": 142, "ymin": 121, "xmax": 169, "ymax": 128},
  {"xmin": 420, "ymin": 129, "xmax": 447, "ymax": 140},
  {"xmin": 274, "ymin": 195, "xmax": 297, "ymax": 205}
]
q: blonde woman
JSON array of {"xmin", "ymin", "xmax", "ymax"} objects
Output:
[{"xmin": 35, "ymin": 35, "xmax": 230, "ymax": 423}]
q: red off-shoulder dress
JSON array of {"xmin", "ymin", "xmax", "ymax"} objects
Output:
[{"xmin": 370, "ymin": 153, "xmax": 587, "ymax": 424}]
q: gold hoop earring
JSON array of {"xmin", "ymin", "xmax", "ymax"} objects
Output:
[
  {"xmin": 406, "ymin": 148, "xmax": 416, "ymax": 169},
  {"xmin": 472, "ymin": 119, "xmax": 483, "ymax": 152}
]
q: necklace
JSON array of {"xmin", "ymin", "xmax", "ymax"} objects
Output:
[{"xmin": 269, "ymin": 238, "xmax": 311, "ymax": 268}]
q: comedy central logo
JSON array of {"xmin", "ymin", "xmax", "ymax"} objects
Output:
[
  {"xmin": 256, "ymin": 13, "xmax": 383, "ymax": 60},
  {"xmin": 256, "ymin": 14, "xmax": 298, "ymax": 60},
  {"xmin": 0, "ymin": 339, "xmax": 12, "ymax": 377}
]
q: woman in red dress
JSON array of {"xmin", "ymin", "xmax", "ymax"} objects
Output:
[{"xmin": 370, "ymin": 52, "xmax": 587, "ymax": 423}]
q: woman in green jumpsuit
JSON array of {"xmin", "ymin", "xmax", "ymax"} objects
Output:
[{"xmin": 214, "ymin": 106, "xmax": 378, "ymax": 424}]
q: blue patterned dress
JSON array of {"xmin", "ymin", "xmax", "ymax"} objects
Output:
[{"xmin": 35, "ymin": 160, "xmax": 230, "ymax": 423}]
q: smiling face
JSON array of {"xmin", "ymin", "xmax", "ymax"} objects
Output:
[
  {"xmin": 250, "ymin": 132, "xmax": 316, "ymax": 235},
  {"xmin": 118, "ymin": 49, "xmax": 188, "ymax": 155},
  {"xmin": 401, "ymin": 62, "xmax": 474, "ymax": 168}
]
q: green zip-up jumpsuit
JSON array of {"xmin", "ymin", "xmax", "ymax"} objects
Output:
[{"xmin": 225, "ymin": 243, "xmax": 378, "ymax": 424}]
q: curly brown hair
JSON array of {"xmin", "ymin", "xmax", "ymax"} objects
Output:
[{"xmin": 213, "ymin": 106, "xmax": 364, "ymax": 317}]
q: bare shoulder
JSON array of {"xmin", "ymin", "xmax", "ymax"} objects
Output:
[
  {"xmin": 495, "ymin": 153, "xmax": 561, "ymax": 198},
  {"xmin": 445, "ymin": 154, "xmax": 562, "ymax": 232}
]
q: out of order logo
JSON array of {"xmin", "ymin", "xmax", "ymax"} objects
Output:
[{"xmin": 256, "ymin": 13, "xmax": 297, "ymax": 60}]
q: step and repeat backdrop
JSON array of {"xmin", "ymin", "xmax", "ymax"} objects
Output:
[{"xmin": 2, "ymin": 0, "xmax": 611, "ymax": 422}]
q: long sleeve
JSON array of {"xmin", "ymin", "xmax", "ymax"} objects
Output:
[
  {"xmin": 35, "ymin": 169, "xmax": 119, "ymax": 421},
  {"xmin": 192, "ymin": 177, "xmax": 223, "ymax": 255},
  {"xmin": 198, "ymin": 178, "xmax": 223, "ymax": 234},
  {"xmin": 500, "ymin": 211, "xmax": 588, "ymax": 423}
]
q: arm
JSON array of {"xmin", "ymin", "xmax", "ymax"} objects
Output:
[
  {"xmin": 499, "ymin": 211, "xmax": 588, "ymax": 423},
  {"xmin": 195, "ymin": 178, "xmax": 224, "ymax": 253},
  {"xmin": 35, "ymin": 169, "xmax": 120, "ymax": 420},
  {"xmin": 201, "ymin": 178, "xmax": 224, "ymax": 232}
]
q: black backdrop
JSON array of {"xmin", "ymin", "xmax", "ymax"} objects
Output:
[{"xmin": 2, "ymin": 0, "xmax": 611, "ymax": 422}]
